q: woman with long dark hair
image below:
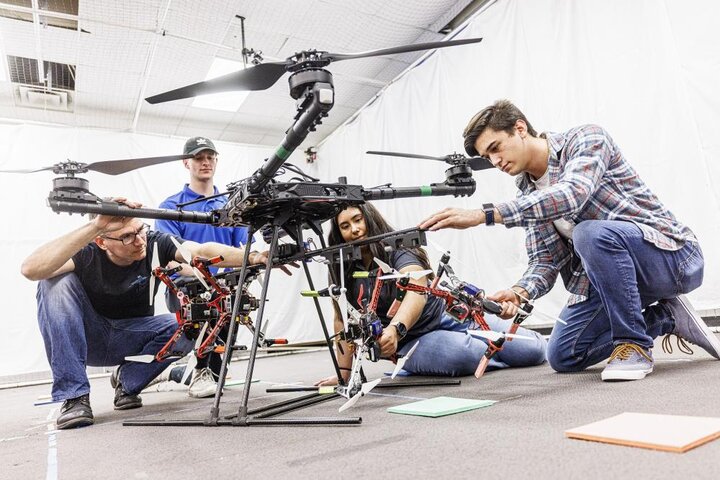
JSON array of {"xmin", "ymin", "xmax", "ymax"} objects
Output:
[{"xmin": 316, "ymin": 203, "xmax": 546, "ymax": 385}]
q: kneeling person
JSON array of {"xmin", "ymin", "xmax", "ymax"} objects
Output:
[{"xmin": 21, "ymin": 199, "xmax": 266, "ymax": 430}]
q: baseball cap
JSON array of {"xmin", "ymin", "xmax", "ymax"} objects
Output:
[{"xmin": 184, "ymin": 136, "xmax": 219, "ymax": 156}]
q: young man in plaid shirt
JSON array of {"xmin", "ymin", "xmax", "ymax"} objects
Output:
[{"xmin": 421, "ymin": 99, "xmax": 718, "ymax": 381}]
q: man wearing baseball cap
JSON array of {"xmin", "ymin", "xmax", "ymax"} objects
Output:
[{"xmin": 154, "ymin": 136, "xmax": 253, "ymax": 398}]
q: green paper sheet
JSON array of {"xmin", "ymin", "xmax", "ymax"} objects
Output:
[{"xmin": 388, "ymin": 396, "xmax": 495, "ymax": 418}]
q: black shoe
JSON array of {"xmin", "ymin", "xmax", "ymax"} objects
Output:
[
  {"xmin": 57, "ymin": 394, "xmax": 94, "ymax": 430},
  {"xmin": 112, "ymin": 368, "xmax": 143, "ymax": 410}
]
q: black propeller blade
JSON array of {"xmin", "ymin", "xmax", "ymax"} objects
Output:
[
  {"xmin": 85, "ymin": 154, "xmax": 193, "ymax": 175},
  {"xmin": 146, "ymin": 62, "xmax": 289, "ymax": 104},
  {"xmin": 325, "ymin": 37, "xmax": 482, "ymax": 62},
  {"xmin": 0, "ymin": 154, "xmax": 192, "ymax": 176},
  {"xmin": 145, "ymin": 37, "xmax": 483, "ymax": 105},
  {"xmin": 366, "ymin": 150, "xmax": 494, "ymax": 171}
]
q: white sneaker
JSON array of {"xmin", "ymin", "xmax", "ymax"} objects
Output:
[
  {"xmin": 142, "ymin": 364, "xmax": 174, "ymax": 392},
  {"xmin": 187, "ymin": 367, "xmax": 218, "ymax": 398}
]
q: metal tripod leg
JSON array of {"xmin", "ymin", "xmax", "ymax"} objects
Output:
[
  {"xmin": 295, "ymin": 224, "xmax": 345, "ymax": 384},
  {"xmin": 123, "ymin": 224, "xmax": 360, "ymax": 427}
]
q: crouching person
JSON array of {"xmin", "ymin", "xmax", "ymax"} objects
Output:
[{"xmin": 21, "ymin": 198, "xmax": 267, "ymax": 429}]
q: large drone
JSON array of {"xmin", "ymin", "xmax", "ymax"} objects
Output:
[
  {"xmin": 9, "ymin": 37, "xmax": 492, "ymax": 427},
  {"xmin": 2, "ymin": 37, "xmax": 489, "ymax": 236}
]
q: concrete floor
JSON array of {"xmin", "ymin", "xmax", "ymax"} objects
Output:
[{"xmin": 2, "ymin": 338, "xmax": 720, "ymax": 480}]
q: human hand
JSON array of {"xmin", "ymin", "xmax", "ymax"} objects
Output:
[
  {"xmin": 487, "ymin": 289, "xmax": 521, "ymax": 319},
  {"xmin": 379, "ymin": 327, "xmax": 399, "ymax": 357},
  {"xmin": 249, "ymin": 251, "xmax": 299, "ymax": 276},
  {"xmin": 314, "ymin": 375, "xmax": 339, "ymax": 387},
  {"xmin": 93, "ymin": 197, "xmax": 143, "ymax": 234},
  {"xmin": 418, "ymin": 207, "xmax": 484, "ymax": 231}
]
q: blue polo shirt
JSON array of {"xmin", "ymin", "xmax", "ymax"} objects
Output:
[{"xmin": 155, "ymin": 184, "xmax": 250, "ymax": 248}]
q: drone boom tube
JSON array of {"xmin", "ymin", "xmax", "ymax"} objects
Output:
[
  {"xmin": 363, "ymin": 183, "xmax": 475, "ymax": 200},
  {"xmin": 246, "ymin": 74, "xmax": 334, "ymax": 194},
  {"xmin": 48, "ymin": 199, "xmax": 217, "ymax": 223}
]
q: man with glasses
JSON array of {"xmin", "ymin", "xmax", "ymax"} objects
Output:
[
  {"xmin": 420, "ymin": 99, "xmax": 717, "ymax": 382},
  {"xmin": 153, "ymin": 136, "xmax": 252, "ymax": 398},
  {"xmin": 21, "ymin": 199, "xmax": 267, "ymax": 429}
]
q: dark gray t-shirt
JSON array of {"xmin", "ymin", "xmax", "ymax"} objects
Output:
[
  {"xmin": 71, "ymin": 230, "xmax": 178, "ymax": 319},
  {"xmin": 347, "ymin": 249, "xmax": 444, "ymax": 345}
]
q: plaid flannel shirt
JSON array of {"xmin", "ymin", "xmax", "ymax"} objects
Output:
[{"xmin": 496, "ymin": 124, "xmax": 697, "ymax": 305}]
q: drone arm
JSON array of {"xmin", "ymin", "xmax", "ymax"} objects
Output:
[
  {"xmin": 180, "ymin": 241, "xmax": 262, "ymax": 269},
  {"xmin": 246, "ymin": 81, "xmax": 334, "ymax": 194},
  {"xmin": 49, "ymin": 198, "xmax": 218, "ymax": 224},
  {"xmin": 362, "ymin": 182, "xmax": 475, "ymax": 200}
]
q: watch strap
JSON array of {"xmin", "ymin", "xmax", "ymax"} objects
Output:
[{"xmin": 482, "ymin": 203, "xmax": 495, "ymax": 226}]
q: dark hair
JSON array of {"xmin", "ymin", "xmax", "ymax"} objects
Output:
[
  {"xmin": 462, "ymin": 99, "xmax": 537, "ymax": 156},
  {"xmin": 328, "ymin": 203, "xmax": 434, "ymax": 285}
]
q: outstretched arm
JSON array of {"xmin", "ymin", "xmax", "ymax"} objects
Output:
[{"xmin": 21, "ymin": 198, "xmax": 142, "ymax": 281}]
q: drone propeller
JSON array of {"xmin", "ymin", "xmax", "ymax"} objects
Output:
[
  {"xmin": 145, "ymin": 37, "xmax": 482, "ymax": 104},
  {"xmin": 181, "ymin": 321, "xmax": 210, "ymax": 385},
  {"xmin": 338, "ymin": 378, "xmax": 382, "ymax": 412},
  {"xmin": 378, "ymin": 269, "xmax": 433, "ymax": 281},
  {"xmin": 146, "ymin": 62, "xmax": 289, "ymax": 104},
  {"xmin": 391, "ymin": 341, "xmax": 419, "ymax": 379},
  {"xmin": 428, "ymin": 239, "xmax": 451, "ymax": 256},
  {"xmin": 0, "ymin": 154, "xmax": 192, "ymax": 176},
  {"xmin": 124, "ymin": 354, "xmax": 156, "ymax": 363},
  {"xmin": 468, "ymin": 330, "xmax": 536, "ymax": 342},
  {"xmin": 530, "ymin": 308, "xmax": 567, "ymax": 325},
  {"xmin": 170, "ymin": 236, "xmax": 210, "ymax": 290},
  {"xmin": 373, "ymin": 257, "xmax": 431, "ymax": 281},
  {"xmin": 366, "ymin": 150, "xmax": 493, "ymax": 171},
  {"xmin": 149, "ymin": 242, "xmax": 160, "ymax": 306},
  {"xmin": 373, "ymin": 257, "xmax": 394, "ymax": 274}
]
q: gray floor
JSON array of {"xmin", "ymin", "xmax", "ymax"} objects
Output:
[{"xmin": 2, "ymin": 338, "xmax": 720, "ymax": 480}]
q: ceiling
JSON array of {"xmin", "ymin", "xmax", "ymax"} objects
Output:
[{"xmin": 0, "ymin": 0, "xmax": 483, "ymax": 147}]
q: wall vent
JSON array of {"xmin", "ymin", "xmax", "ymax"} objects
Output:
[
  {"xmin": 7, "ymin": 55, "xmax": 76, "ymax": 91},
  {"xmin": 0, "ymin": 0, "xmax": 79, "ymax": 31},
  {"xmin": 14, "ymin": 85, "xmax": 74, "ymax": 112}
]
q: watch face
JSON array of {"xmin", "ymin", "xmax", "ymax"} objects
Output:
[{"xmin": 394, "ymin": 323, "xmax": 407, "ymax": 338}]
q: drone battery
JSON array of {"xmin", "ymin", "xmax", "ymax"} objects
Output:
[
  {"xmin": 370, "ymin": 320, "xmax": 383, "ymax": 337},
  {"xmin": 462, "ymin": 283, "xmax": 482, "ymax": 297}
]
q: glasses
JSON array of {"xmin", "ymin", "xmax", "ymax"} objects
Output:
[{"xmin": 103, "ymin": 223, "xmax": 150, "ymax": 245}]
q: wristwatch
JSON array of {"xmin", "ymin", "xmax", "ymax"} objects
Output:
[
  {"xmin": 482, "ymin": 203, "xmax": 495, "ymax": 226},
  {"xmin": 390, "ymin": 322, "xmax": 408, "ymax": 340}
]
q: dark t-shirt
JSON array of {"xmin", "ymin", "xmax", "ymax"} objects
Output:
[
  {"xmin": 347, "ymin": 249, "xmax": 444, "ymax": 344},
  {"xmin": 71, "ymin": 231, "xmax": 179, "ymax": 319}
]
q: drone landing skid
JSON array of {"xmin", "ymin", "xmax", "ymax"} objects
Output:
[{"xmin": 124, "ymin": 223, "xmax": 360, "ymax": 428}]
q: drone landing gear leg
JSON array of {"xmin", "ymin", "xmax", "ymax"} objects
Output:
[
  {"xmin": 228, "ymin": 224, "xmax": 359, "ymax": 426},
  {"xmin": 475, "ymin": 337, "xmax": 506, "ymax": 378},
  {"xmin": 123, "ymin": 225, "xmax": 359, "ymax": 427},
  {"xmin": 313, "ymin": 230, "xmax": 348, "ymax": 385}
]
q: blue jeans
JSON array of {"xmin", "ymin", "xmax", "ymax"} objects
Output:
[
  {"xmin": 397, "ymin": 314, "xmax": 547, "ymax": 376},
  {"xmin": 547, "ymin": 220, "xmax": 704, "ymax": 372},
  {"xmin": 37, "ymin": 273, "xmax": 192, "ymax": 401}
]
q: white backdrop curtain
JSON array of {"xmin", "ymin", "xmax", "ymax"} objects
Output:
[
  {"xmin": 3, "ymin": 0, "xmax": 719, "ymax": 378},
  {"xmin": 312, "ymin": 0, "xmax": 720, "ymax": 327}
]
